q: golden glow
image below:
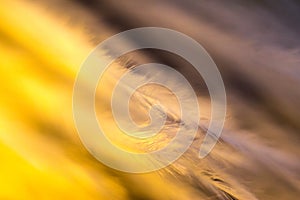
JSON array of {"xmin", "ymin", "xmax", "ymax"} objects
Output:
[{"xmin": 0, "ymin": 1, "xmax": 192, "ymax": 199}]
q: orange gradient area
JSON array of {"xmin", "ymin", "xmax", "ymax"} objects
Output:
[{"xmin": 0, "ymin": 1, "xmax": 194, "ymax": 199}]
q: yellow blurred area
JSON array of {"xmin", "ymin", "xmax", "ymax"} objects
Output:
[{"xmin": 0, "ymin": 1, "xmax": 196, "ymax": 199}]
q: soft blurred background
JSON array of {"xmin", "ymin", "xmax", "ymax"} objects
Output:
[{"xmin": 1, "ymin": 0, "xmax": 300, "ymax": 199}]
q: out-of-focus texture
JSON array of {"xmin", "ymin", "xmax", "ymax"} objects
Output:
[{"xmin": 1, "ymin": 0, "xmax": 300, "ymax": 199}]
